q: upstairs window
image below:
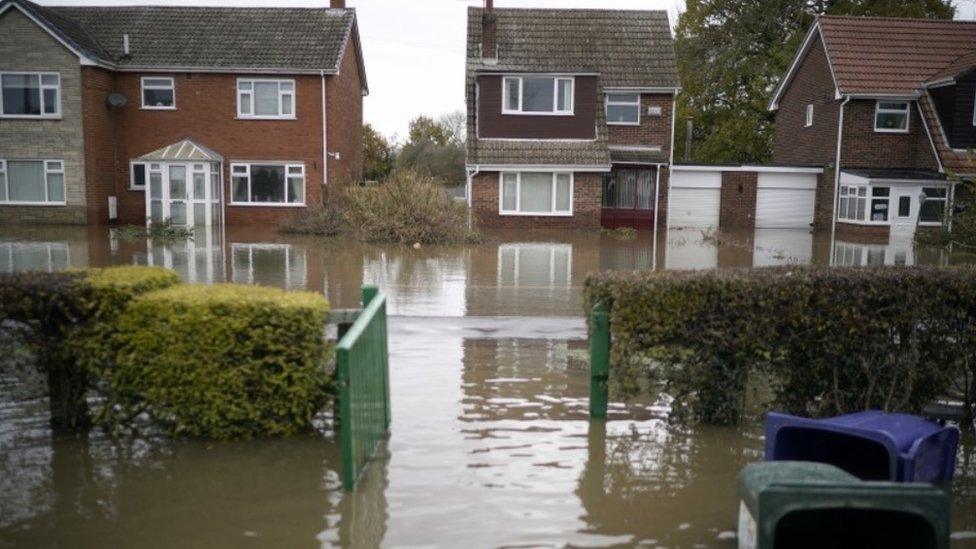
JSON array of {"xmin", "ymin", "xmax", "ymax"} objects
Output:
[
  {"xmin": 0, "ymin": 72, "xmax": 60, "ymax": 118},
  {"xmin": 141, "ymin": 77, "xmax": 175, "ymax": 109},
  {"xmin": 606, "ymin": 93, "xmax": 640, "ymax": 125},
  {"xmin": 805, "ymin": 104, "xmax": 814, "ymax": 127},
  {"xmin": 874, "ymin": 101, "xmax": 909, "ymax": 133},
  {"xmin": 502, "ymin": 76, "xmax": 573, "ymax": 115},
  {"xmin": 237, "ymin": 79, "xmax": 295, "ymax": 119}
]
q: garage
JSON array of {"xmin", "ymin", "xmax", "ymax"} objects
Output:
[
  {"xmin": 755, "ymin": 173, "xmax": 818, "ymax": 229},
  {"xmin": 668, "ymin": 170, "xmax": 721, "ymax": 228}
]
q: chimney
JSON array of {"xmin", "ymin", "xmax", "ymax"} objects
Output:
[
  {"xmin": 330, "ymin": 0, "xmax": 345, "ymax": 8},
  {"xmin": 482, "ymin": 0, "xmax": 497, "ymax": 61}
]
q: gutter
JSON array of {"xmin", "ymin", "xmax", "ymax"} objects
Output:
[
  {"xmin": 321, "ymin": 70, "xmax": 329, "ymax": 187},
  {"xmin": 830, "ymin": 95, "xmax": 851, "ymax": 263}
]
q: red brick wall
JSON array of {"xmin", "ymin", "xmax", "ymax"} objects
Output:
[
  {"xmin": 471, "ymin": 171, "xmax": 602, "ymax": 229},
  {"xmin": 840, "ymin": 99, "xmax": 939, "ymax": 171},
  {"xmin": 326, "ymin": 35, "xmax": 365, "ymax": 186},
  {"xmin": 813, "ymin": 171, "xmax": 834, "ymax": 229},
  {"xmin": 608, "ymin": 93, "xmax": 674, "ymax": 159},
  {"xmin": 81, "ymin": 67, "xmax": 120, "ymax": 225},
  {"xmin": 836, "ymin": 221, "xmax": 890, "ymax": 242},
  {"xmin": 773, "ymin": 36, "xmax": 840, "ymax": 167},
  {"xmin": 719, "ymin": 171, "xmax": 757, "ymax": 230}
]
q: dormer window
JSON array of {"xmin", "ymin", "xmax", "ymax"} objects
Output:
[
  {"xmin": 502, "ymin": 76, "xmax": 573, "ymax": 115},
  {"xmin": 0, "ymin": 72, "xmax": 60, "ymax": 118},
  {"xmin": 874, "ymin": 101, "xmax": 909, "ymax": 133}
]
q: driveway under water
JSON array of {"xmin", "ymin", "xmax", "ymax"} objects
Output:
[{"xmin": 1, "ymin": 224, "xmax": 975, "ymax": 548}]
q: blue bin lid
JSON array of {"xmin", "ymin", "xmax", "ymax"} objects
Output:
[{"xmin": 816, "ymin": 411, "xmax": 942, "ymax": 454}]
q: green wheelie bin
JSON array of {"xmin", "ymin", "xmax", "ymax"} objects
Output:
[{"xmin": 737, "ymin": 461, "xmax": 949, "ymax": 549}]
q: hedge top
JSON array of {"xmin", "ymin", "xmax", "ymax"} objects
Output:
[
  {"xmin": 83, "ymin": 265, "xmax": 181, "ymax": 291},
  {"xmin": 138, "ymin": 283, "xmax": 329, "ymax": 313}
]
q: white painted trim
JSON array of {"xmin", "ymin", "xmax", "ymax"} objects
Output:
[
  {"xmin": 605, "ymin": 86, "xmax": 682, "ymax": 94},
  {"xmin": 228, "ymin": 161, "xmax": 307, "ymax": 206},
  {"xmin": 129, "ymin": 161, "xmax": 147, "ymax": 190},
  {"xmin": 609, "ymin": 145, "xmax": 662, "ymax": 152},
  {"xmin": 671, "ymin": 165, "xmax": 824, "ymax": 174},
  {"xmin": 477, "ymin": 137, "xmax": 597, "ymax": 143},
  {"xmin": 0, "ymin": 158, "xmax": 66, "ymax": 205},
  {"xmin": 498, "ymin": 171, "xmax": 574, "ymax": 216},
  {"xmin": 321, "ymin": 70, "xmax": 329, "ymax": 185},
  {"xmin": 805, "ymin": 104, "xmax": 814, "ymax": 127},
  {"xmin": 0, "ymin": 71, "xmax": 61, "ymax": 118},
  {"xmin": 501, "ymin": 75, "xmax": 575, "ymax": 116},
  {"xmin": 474, "ymin": 164, "xmax": 610, "ymax": 172},
  {"xmin": 873, "ymin": 99, "xmax": 911, "ymax": 133},
  {"xmin": 140, "ymin": 76, "xmax": 176, "ymax": 110}
]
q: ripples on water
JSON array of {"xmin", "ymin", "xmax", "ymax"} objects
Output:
[{"xmin": 1, "ymin": 225, "xmax": 975, "ymax": 547}]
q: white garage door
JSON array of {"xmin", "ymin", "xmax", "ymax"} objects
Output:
[
  {"xmin": 756, "ymin": 173, "xmax": 817, "ymax": 229},
  {"xmin": 669, "ymin": 170, "xmax": 721, "ymax": 228}
]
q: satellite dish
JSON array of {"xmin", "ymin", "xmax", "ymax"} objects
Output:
[{"xmin": 107, "ymin": 93, "xmax": 127, "ymax": 108}]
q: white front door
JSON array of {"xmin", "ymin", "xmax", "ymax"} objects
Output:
[
  {"xmin": 146, "ymin": 162, "xmax": 221, "ymax": 226},
  {"xmin": 890, "ymin": 188, "xmax": 919, "ymax": 238}
]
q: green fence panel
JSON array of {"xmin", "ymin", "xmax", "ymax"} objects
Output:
[
  {"xmin": 590, "ymin": 302, "xmax": 610, "ymax": 419},
  {"xmin": 337, "ymin": 285, "xmax": 391, "ymax": 491}
]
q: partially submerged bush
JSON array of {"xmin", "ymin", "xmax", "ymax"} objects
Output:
[
  {"xmin": 0, "ymin": 266, "xmax": 180, "ymax": 429},
  {"xmin": 116, "ymin": 220, "xmax": 193, "ymax": 241},
  {"xmin": 280, "ymin": 169, "xmax": 479, "ymax": 244},
  {"xmin": 585, "ymin": 267, "xmax": 976, "ymax": 425},
  {"xmin": 107, "ymin": 284, "xmax": 332, "ymax": 439}
]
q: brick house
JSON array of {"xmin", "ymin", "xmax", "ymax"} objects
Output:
[
  {"xmin": 465, "ymin": 2, "xmax": 679, "ymax": 231},
  {"xmin": 0, "ymin": 0, "xmax": 366, "ymax": 226},
  {"xmin": 770, "ymin": 15, "xmax": 976, "ymax": 241}
]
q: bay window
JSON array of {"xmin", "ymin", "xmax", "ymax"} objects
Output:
[
  {"xmin": 237, "ymin": 79, "xmax": 295, "ymax": 119},
  {"xmin": 141, "ymin": 77, "xmax": 175, "ymax": 109},
  {"xmin": 231, "ymin": 163, "xmax": 305, "ymax": 205},
  {"xmin": 0, "ymin": 160, "xmax": 65, "ymax": 204},
  {"xmin": 500, "ymin": 172, "xmax": 572, "ymax": 215},
  {"xmin": 838, "ymin": 185, "xmax": 867, "ymax": 221},
  {"xmin": 606, "ymin": 93, "xmax": 640, "ymax": 125},
  {"xmin": 920, "ymin": 187, "xmax": 948, "ymax": 224},
  {"xmin": 0, "ymin": 72, "xmax": 60, "ymax": 118},
  {"xmin": 502, "ymin": 76, "xmax": 573, "ymax": 115},
  {"xmin": 874, "ymin": 101, "xmax": 909, "ymax": 132}
]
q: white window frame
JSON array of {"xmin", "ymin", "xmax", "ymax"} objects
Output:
[
  {"xmin": 0, "ymin": 71, "xmax": 61, "ymax": 119},
  {"xmin": 972, "ymin": 90, "xmax": 976, "ymax": 127},
  {"xmin": 229, "ymin": 162, "xmax": 306, "ymax": 207},
  {"xmin": 920, "ymin": 187, "xmax": 949, "ymax": 226},
  {"xmin": 874, "ymin": 101, "xmax": 910, "ymax": 133},
  {"xmin": 231, "ymin": 243, "xmax": 307, "ymax": 290},
  {"xmin": 606, "ymin": 93, "xmax": 641, "ymax": 126},
  {"xmin": 498, "ymin": 172, "xmax": 574, "ymax": 216},
  {"xmin": 805, "ymin": 104, "xmax": 814, "ymax": 127},
  {"xmin": 837, "ymin": 184, "xmax": 868, "ymax": 223},
  {"xmin": 237, "ymin": 78, "xmax": 296, "ymax": 120},
  {"xmin": 501, "ymin": 76, "xmax": 574, "ymax": 116},
  {"xmin": 0, "ymin": 159, "xmax": 66, "ymax": 206},
  {"xmin": 140, "ymin": 76, "xmax": 176, "ymax": 110},
  {"xmin": 130, "ymin": 161, "xmax": 147, "ymax": 190}
]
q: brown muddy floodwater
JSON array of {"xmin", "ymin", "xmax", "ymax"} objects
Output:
[{"xmin": 1, "ymin": 224, "xmax": 976, "ymax": 548}]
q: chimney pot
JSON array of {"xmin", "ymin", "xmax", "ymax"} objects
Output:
[
  {"xmin": 482, "ymin": 0, "xmax": 497, "ymax": 60},
  {"xmin": 485, "ymin": 0, "xmax": 493, "ymax": 11},
  {"xmin": 330, "ymin": 0, "xmax": 345, "ymax": 8}
]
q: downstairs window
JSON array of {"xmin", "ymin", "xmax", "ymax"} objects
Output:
[
  {"xmin": 231, "ymin": 163, "xmax": 305, "ymax": 205},
  {"xmin": 500, "ymin": 172, "xmax": 573, "ymax": 215},
  {"xmin": 0, "ymin": 160, "xmax": 65, "ymax": 204},
  {"xmin": 920, "ymin": 187, "xmax": 948, "ymax": 223}
]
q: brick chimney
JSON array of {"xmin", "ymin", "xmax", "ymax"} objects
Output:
[
  {"xmin": 330, "ymin": 0, "xmax": 345, "ymax": 8},
  {"xmin": 482, "ymin": 0, "xmax": 497, "ymax": 61}
]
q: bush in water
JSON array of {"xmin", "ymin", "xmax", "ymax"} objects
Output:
[
  {"xmin": 584, "ymin": 267, "xmax": 976, "ymax": 425},
  {"xmin": 107, "ymin": 284, "xmax": 332, "ymax": 439},
  {"xmin": 0, "ymin": 267, "xmax": 180, "ymax": 429},
  {"xmin": 280, "ymin": 169, "xmax": 479, "ymax": 245}
]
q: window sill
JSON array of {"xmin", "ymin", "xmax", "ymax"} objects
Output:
[
  {"xmin": 0, "ymin": 201, "xmax": 67, "ymax": 207},
  {"xmin": 129, "ymin": 187, "xmax": 145, "ymax": 192},
  {"xmin": 140, "ymin": 106, "xmax": 176, "ymax": 111},
  {"xmin": 235, "ymin": 116, "xmax": 297, "ymax": 121},
  {"xmin": 608, "ymin": 121, "xmax": 640, "ymax": 127},
  {"xmin": 500, "ymin": 211, "xmax": 573, "ymax": 217},
  {"xmin": 874, "ymin": 128, "xmax": 909, "ymax": 134},
  {"xmin": 229, "ymin": 202, "xmax": 306, "ymax": 208},
  {"xmin": 501, "ymin": 110, "xmax": 574, "ymax": 117},
  {"xmin": 0, "ymin": 115, "xmax": 62, "ymax": 120},
  {"xmin": 837, "ymin": 219, "xmax": 890, "ymax": 226}
]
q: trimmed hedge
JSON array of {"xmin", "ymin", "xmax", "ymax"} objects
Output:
[
  {"xmin": 0, "ymin": 266, "xmax": 180, "ymax": 429},
  {"xmin": 106, "ymin": 284, "xmax": 332, "ymax": 439},
  {"xmin": 584, "ymin": 267, "xmax": 976, "ymax": 425}
]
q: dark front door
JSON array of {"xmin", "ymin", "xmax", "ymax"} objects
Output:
[{"xmin": 601, "ymin": 168, "xmax": 656, "ymax": 230}]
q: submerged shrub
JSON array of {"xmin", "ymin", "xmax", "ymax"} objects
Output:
[
  {"xmin": 107, "ymin": 284, "xmax": 332, "ymax": 439},
  {"xmin": 584, "ymin": 267, "xmax": 976, "ymax": 425},
  {"xmin": 278, "ymin": 193, "xmax": 347, "ymax": 236},
  {"xmin": 0, "ymin": 266, "xmax": 180, "ymax": 429},
  {"xmin": 116, "ymin": 220, "xmax": 194, "ymax": 241}
]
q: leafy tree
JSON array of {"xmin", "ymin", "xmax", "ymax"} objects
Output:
[
  {"xmin": 363, "ymin": 123, "xmax": 394, "ymax": 182},
  {"xmin": 675, "ymin": 0, "xmax": 955, "ymax": 164},
  {"xmin": 397, "ymin": 112, "xmax": 466, "ymax": 186}
]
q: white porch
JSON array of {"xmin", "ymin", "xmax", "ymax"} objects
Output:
[{"xmin": 136, "ymin": 139, "xmax": 223, "ymax": 227}]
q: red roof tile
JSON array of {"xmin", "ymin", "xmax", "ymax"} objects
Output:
[{"xmin": 819, "ymin": 15, "xmax": 976, "ymax": 95}]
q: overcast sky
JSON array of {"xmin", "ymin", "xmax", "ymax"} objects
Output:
[{"xmin": 34, "ymin": 0, "xmax": 976, "ymax": 140}]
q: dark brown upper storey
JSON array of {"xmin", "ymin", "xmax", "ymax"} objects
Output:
[{"xmin": 465, "ymin": 7, "xmax": 679, "ymax": 167}]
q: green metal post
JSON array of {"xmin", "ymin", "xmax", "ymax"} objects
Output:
[
  {"xmin": 589, "ymin": 303, "xmax": 610, "ymax": 419},
  {"xmin": 362, "ymin": 285, "xmax": 391, "ymax": 431}
]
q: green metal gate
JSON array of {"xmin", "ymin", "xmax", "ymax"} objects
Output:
[
  {"xmin": 589, "ymin": 302, "xmax": 610, "ymax": 419},
  {"xmin": 336, "ymin": 286, "xmax": 391, "ymax": 491}
]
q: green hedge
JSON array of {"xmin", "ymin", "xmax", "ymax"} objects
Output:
[
  {"xmin": 584, "ymin": 267, "xmax": 976, "ymax": 425},
  {"xmin": 107, "ymin": 284, "xmax": 332, "ymax": 439},
  {"xmin": 0, "ymin": 266, "xmax": 180, "ymax": 429}
]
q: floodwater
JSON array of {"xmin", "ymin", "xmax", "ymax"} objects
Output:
[{"xmin": 1, "ymin": 224, "xmax": 975, "ymax": 548}]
